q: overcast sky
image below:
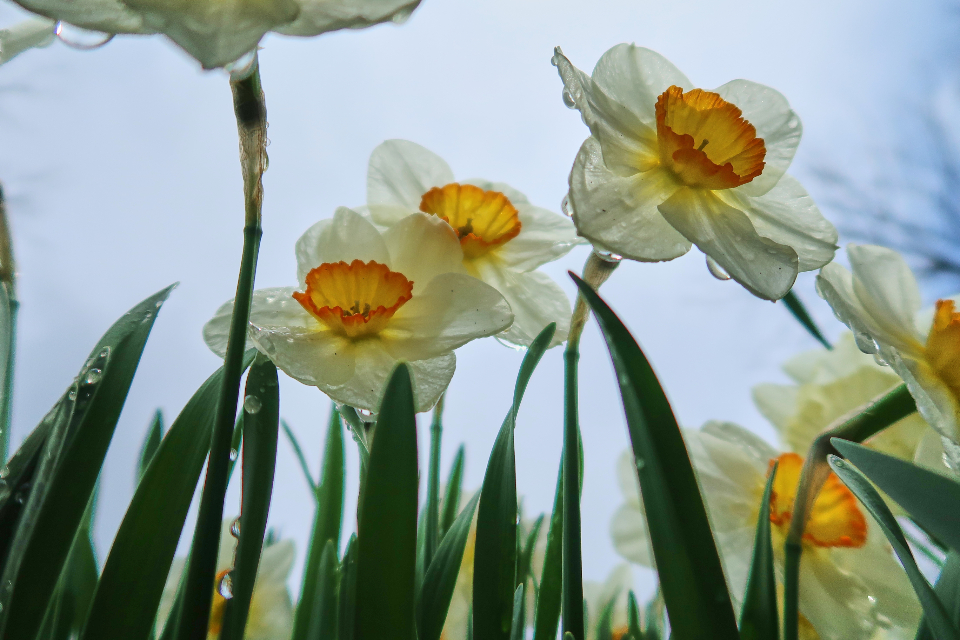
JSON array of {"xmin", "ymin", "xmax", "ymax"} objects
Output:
[{"xmin": 0, "ymin": 0, "xmax": 957, "ymax": 598}]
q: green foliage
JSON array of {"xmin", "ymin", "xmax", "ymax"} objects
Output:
[
  {"xmin": 440, "ymin": 445, "xmax": 465, "ymax": 540},
  {"xmin": 138, "ymin": 409, "xmax": 164, "ymax": 484},
  {"xmin": 533, "ymin": 462, "xmax": 564, "ymax": 640},
  {"xmin": 918, "ymin": 552, "xmax": 960, "ymax": 640},
  {"xmin": 739, "ymin": 461, "xmax": 779, "ymax": 640}
]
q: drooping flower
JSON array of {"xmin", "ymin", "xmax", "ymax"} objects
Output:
[
  {"xmin": 204, "ymin": 207, "xmax": 513, "ymax": 412},
  {"xmin": 10, "ymin": 0, "xmax": 421, "ymax": 69},
  {"xmin": 611, "ymin": 422, "xmax": 921, "ymax": 640},
  {"xmin": 156, "ymin": 519, "xmax": 295, "ymax": 640},
  {"xmin": 364, "ymin": 140, "xmax": 584, "ymax": 347},
  {"xmin": 753, "ymin": 332, "xmax": 945, "ymax": 472},
  {"xmin": 553, "ymin": 44, "xmax": 838, "ymax": 300},
  {"xmin": 816, "ymin": 244, "xmax": 960, "ymax": 445}
]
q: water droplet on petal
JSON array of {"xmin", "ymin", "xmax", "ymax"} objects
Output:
[
  {"xmin": 83, "ymin": 368, "xmax": 102, "ymax": 385},
  {"xmin": 391, "ymin": 5, "xmax": 414, "ymax": 23},
  {"xmin": 706, "ymin": 255, "xmax": 731, "ymax": 281},
  {"xmin": 229, "ymin": 448, "xmax": 239, "ymax": 461},
  {"xmin": 560, "ymin": 195, "xmax": 575, "ymax": 218},
  {"xmin": 218, "ymin": 573, "xmax": 234, "ymax": 599},
  {"xmin": 593, "ymin": 249, "xmax": 622, "ymax": 264},
  {"xmin": 54, "ymin": 21, "xmax": 115, "ymax": 50},
  {"xmin": 243, "ymin": 395, "xmax": 261, "ymax": 414},
  {"xmin": 562, "ymin": 89, "xmax": 576, "ymax": 109},
  {"xmin": 230, "ymin": 518, "xmax": 241, "ymax": 538}
]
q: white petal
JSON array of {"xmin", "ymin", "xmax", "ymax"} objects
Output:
[
  {"xmin": 590, "ymin": 43, "xmax": 693, "ymax": 125},
  {"xmin": 616, "ymin": 449, "xmax": 641, "ymax": 504},
  {"xmin": 382, "ymin": 272, "xmax": 514, "ymax": 360},
  {"xmin": 367, "ymin": 139, "xmax": 454, "ymax": 211},
  {"xmin": 751, "ymin": 383, "xmax": 798, "ymax": 432},
  {"xmin": 569, "ymin": 137, "xmax": 690, "ymax": 262},
  {"xmin": 493, "ymin": 203, "xmax": 584, "ymax": 272},
  {"xmin": 462, "ymin": 179, "xmax": 529, "ymax": 205},
  {"xmin": 203, "ymin": 286, "xmax": 311, "ymax": 358},
  {"xmin": 895, "ymin": 355, "xmax": 960, "ymax": 443},
  {"xmin": 381, "ymin": 212, "xmax": 466, "ymax": 293},
  {"xmin": 469, "ymin": 265, "xmax": 571, "ymax": 348},
  {"xmin": 276, "ymin": 0, "xmax": 421, "ymax": 36},
  {"xmin": 610, "ymin": 503, "xmax": 653, "ymax": 566},
  {"xmin": 715, "ymin": 79, "xmax": 802, "ymax": 197},
  {"xmin": 913, "ymin": 427, "xmax": 950, "ymax": 475},
  {"xmin": 799, "ymin": 557, "xmax": 875, "ymax": 640},
  {"xmin": 0, "ymin": 19, "xmax": 54, "ymax": 65},
  {"xmin": 724, "ymin": 175, "xmax": 837, "ymax": 272},
  {"xmin": 250, "ymin": 325, "xmax": 356, "ymax": 387},
  {"xmin": 11, "ymin": 0, "xmax": 150, "ymax": 34},
  {"xmin": 257, "ymin": 539, "xmax": 295, "ymax": 582},
  {"xmin": 657, "ymin": 187, "xmax": 799, "ymax": 300},
  {"xmin": 295, "ymin": 207, "xmax": 390, "ymax": 285},
  {"xmin": 847, "ymin": 244, "xmax": 924, "ymax": 345}
]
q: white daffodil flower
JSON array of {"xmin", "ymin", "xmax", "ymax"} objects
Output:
[
  {"xmin": 553, "ymin": 44, "xmax": 838, "ymax": 301},
  {"xmin": 10, "ymin": 0, "xmax": 420, "ymax": 69},
  {"xmin": 156, "ymin": 520, "xmax": 295, "ymax": 640},
  {"xmin": 753, "ymin": 332, "xmax": 945, "ymax": 473},
  {"xmin": 611, "ymin": 422, "xmax": 921, "ymax": 640},
  {"xmin": 583, "ymin": 564, "xmax": 634, "ymax": 640},
  {"xmin": 204, "ymin": 207, "xmax": 513, "ymax": 412},
  {"xmin": 364, "ymin": 140, "xmax": 584, "ymax": 348},
  {"xmin": 0, "ymin": 18, "xmax": 55, "ymax": 65},
  {"xmin": 816, "ymin": 244, "xmax": 960, "ymax": 445}
]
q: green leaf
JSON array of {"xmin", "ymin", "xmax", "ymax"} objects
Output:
[
  {"xmin": 626, "ymin": 591, "xmax": 642, "ymax": 640},
  {"xmin": 79, "ymin": 349, "xmax": 256, "ymax": 640},
  {"xmin": 440, "ymin": 445, "xmax": 465, "ymax": 540},
  {"xmin": 518, "ymin": 514, "xmax": 544, "ymax": 587},
  {"xmin": 0, "ymin": 279, "xmax": 17, "ymax": 465},
  {"xmin": 293, "ymin": 406, "xmax": 345, "ymax": 640},
  {"xmin": 827, "ymin": 454, "xmax": 960, "ymax": 640},
  {"xmin": 474, "ymin": 323, "xmax": 555, "ymax": 640},
  {"xmin": 509, "ymin": 584, "xmax": 526, "ymax": 640},
  {"xmin": 918, "ymin": 551, "xmax": 960, "ymax": 640},
  {"xmin": 562, "ymin": 344, "xmax": 583, "ymax": 640},
  {"xmin": 281, "ymin": 419, "xmax": 317, "ymax": 495},
  {"xmin": 304, "ymin": 539, "xmax": 339, "ymax": 639},
  {"xmin": 0, "ymin": 284, "xmax": 174, "ymax": 640},
  {"xmin": 220, "ymin": 355, "xmax": 280, "ymax": 640},
  {"xmin": 0, "ymin": 416, "xmax": 53, "ymax": 571},
  {"xmin": 138, "ymin": 410, "xmax": 164, "ymax": 485},
  {"xmin": 338, "ymin": 535, "xmax": 358, "ymax": 640},
  {"xmin": 354, "ymin": 364, "xmax": 419, "ymax": 640},
  {"xmin": 532, "ymin": 462, "xmax": 563, "ymax": 640},
  {"xmin": 594, "ymin": 593, "xmax": 616, "ymax": 640},
  {"xmin": 780, "ymin": 290, "xmax": 831, "ymax": 350},
  {"xmin": 832, "ymin": 439, "xmax": 960, "ymax": 553},
  {"xmin": 572, "ymin": 274, "xmax": 739, "ymax": 640},
  {"xmin": 417, "ymin": 493, "xmax": 480, "ymax": 640},
  {"xmin": 739, "ymin": 461, "xmax": 779, "ymax": 640}
]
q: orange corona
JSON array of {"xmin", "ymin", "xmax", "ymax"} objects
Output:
[
  {"xmin": 420, "ymin": 183, "xmax": 522, "ymax": 259},
  {"xmin": 927, "ymin": 299, "xmax": 960, "ymax": 402}
]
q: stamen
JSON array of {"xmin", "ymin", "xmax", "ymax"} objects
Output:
[{"xmin": 697, "ymin": 139, "xmax": 709, "ymax": 151}]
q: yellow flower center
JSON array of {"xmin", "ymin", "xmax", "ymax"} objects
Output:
[
  {"xmin": 207, "ymin": 569, "xmax": 231, "ymax": 637},
  {"xmin": 293, "ymin": 260, "xmax": 414, "ymax": 339},
  {"xmin": 655, "ymin": 86, "xmax": 766, "ymax": 190},
  {"xmin": 767, "ymin": 453, "xmax": 867, "ymax": 548},
  {"xmin": 926, "ymin": 299, "xmax": 960, "ymax": 403},
  {"xmin": 419, "ymin": 183, "xmax": 522, "ymax": 259},
  {"xmin": 611, "ymin": 625, "xmax": 630, "ymax": 640}
]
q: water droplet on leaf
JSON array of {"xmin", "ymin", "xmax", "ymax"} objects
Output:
[
  {"xmin": 218, "ymin": 573, "xmax": 234, "ymax": 599},
  {"xmin": 243, "ymin": 395, "xmax": 261, "ymax": 414},
  {"xmin": 230, "ymin": 518, "xmax": 241, "ymax": 538},
  {"xmin": 83, "ymin": 368, "xmax": 102, "ymax": 385},
  {"xmin": 229, "ymin": 448, "xmax": 239, "ymax": 461}
]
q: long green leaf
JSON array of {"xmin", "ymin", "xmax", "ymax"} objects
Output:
[
  {"xmin": 918, "ymin": 552, "xmax": 960, "ymax": 640},
  {"xmin": 626, "ymin": 591, "xmax": 642, "ymax": 640},
  {"xmin": 306, "ymin": 539, "xmax": 340, "ymax": 639},
  {"xmin": 338, "ymin": 535, "xmax": 358, "ymax": 640},
  {"xmin": 354, "ymin": 364, "xmax": 419, "ymax": 640},
  {"xmin": 832, "ymin": 439, "xmax": 960, "ymax": 553},
  {"xmin": 80, "ymin": 349, "xmax": 256, "ymax": 640},
  {"xmin": 417, "ymin": 493, "xmax": 480, "ymax": 640},
  {"xmin": 562, "ymin": 343, "xmax": 583, "ymax": 640},
  {"xmin": 440, "ymin": 445, "xmax": 465, "ymax": 540},
  {"xmin": 221, "ymin": 355, "xmax": 280, "ymax": 640},
  {"xmin": 781, "ymin": 290, "xmax": 830, "ymax": 350},
  {"xmin": 292, "ymin": 406, "xmax": 345, "ymax": 640},
  {"xmin": 739, "ymin": 462, "xmax": 779, "ymax": 640},
  {"xmin": 509, "ymin": 584, "xmax": 526, "ymax": 640},
  {"xmin": 281, "ymin": 419, "xmax": 317, "ymax": 496},
  {"xmin": 0, "ymin": 284, "xmax": 174, "ymax": 640},
  {"xmin": 572, "ymin": 274, "xmax": 739, "ymax": 640},
  {"xmin": 0, "ymin": 415, "xmax": 53, "ymax": 572},
  {"xmin": 519, "ymin": 514, "xmax": 544, "ymax": 587},
  {"xmin": 828, "ymin": 454, "xmax": 960, "ymax": 640},
  {"xmin": 138, "ymin": 410, "xmax": 164, "ymax": 484},
  {"xmin": 533, "ymin": 462, "xmax": 563, "ymax": 640},
  {"xmin": 474, "ymin": 323, "xmax": 555, "ymax": 640}
]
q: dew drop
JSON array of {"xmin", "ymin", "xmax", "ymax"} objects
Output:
[
  {"xmin": 706, "ymin": 255, "xmax": 731, "ymax": 281},
  {"xmin": 494, "ymin": 336, "xmax": 526, "ymax": 352},
  {"xmin": 243, "ymin": 395, "xmax": 261, "ymax": 414},
  {"xmin": 54, "ymin": 21, "xmax": 115, "ymax": 50},
  {"xmin": 560, "ymin": 195, "xmax": 574, "ymax": 218},
  {"xmin": 83, "ymin": 368, "xmax": 102, "ymax": 385},
  {"xmin": 229, "ymin": 448, "xmax": 239, "ymax": 461},
  {"xmin": 562, "ymin": 89, "xmax": 576, "ymax": 109},
  {"xmin": 68, "ymin": 389, "xmax": 78, "ymax": 401},
  {"xmin": 593, "ymin": 249, "xmax": 622, "ymax": 264},
  {"xmin": 391, "ymin": 5, "xmax": 414, "ymax": 23},
  {"xmin": 230, "ymin": 518, "xmax": 241, "ymax": 538},
  {"xmin": 0, "ymin": 466, "xmax": 8, "ymax": 479},
  {"xmin": 635, "ymin": 458, "xmax": 646, "ymax": 470},
  {"xmin": 833, "ymin": 459, "xmax": 845, "ymax": 469},
  {"xmin": 218, "ymin": 573, "xmax": 234, "ymax": 599},
  {"xmin": 99, "ymin": 347, "xmax": 110, "ymax": 358}
]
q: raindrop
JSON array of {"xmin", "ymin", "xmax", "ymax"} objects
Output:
[
  {"xmin": 833, "ymin": 459, "xmax": 845, "ymax": 469},
  {"xmin": 230, "ymin": 518, "xmax": 241, "ymax": 538},
  {"xmin": 705, "ymin": 255, "xmax": 731, "ymax": 281},
  {"xmin": 99, "ymin": 347, "xmax": 111, "ymax": 358},
  {"xmin": 560, "ymin": 195, "xmax": 574, "ymax": 218},
  {"xmin": 54, "ymin": 21, "xmax": 115, "ymax": 50},
  {"xmin": 226, "ymin": 49, "xmax": 256, "ymax": 78},
  {"xmin": 218, "ymin": 572, "xmax": 234, "ymax": 599},
  {"xmin": 83, "ymin": 368, "xmax": 102, "ymax": 385},
  {"xmin": 391, "ymin": 5, "xmax": 414, "ymax": 23},
  {"xmin": 635, "ymin": 458, "xmax": 646, "ymax": 470},
  {"xmin": 68, "ymin": 389, "xmax": 78, "ymax": 401},
  {"xmin": 594, "ymin": 249, "xmax": 622, "ymax": 264},
  {"xmin": 0, "ymin": 466, "xmax": 8, "ymax": 479},
  {"xmin": 243, "ymin": 395, "xmax": 261, "ymax": 414},
  {"xmin": 562, "ymin": 89, "xmax": 576, "ymax": 109},
  {"xmin": 357, "ymin": 409, "xmax": 376, "ymax": 423},
  {"xmin": 155, "ymin": 300, "xmax": 163, "ymax": 308},
  {"xmin": 495, "ymin": 336, "xmax": 526, "ymax": 352},
  {"xmin": 229, "ymin": 448, "xmax": 238, "ymax": 461}
]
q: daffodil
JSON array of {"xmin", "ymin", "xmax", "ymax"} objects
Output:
[
  {"xmin": 611, "ymin": 422, "xmax": 921, "ymax": 640},
  {"xmin": 204, "ymin": 207, "xmax": 513, "ymax": 412},
  {"xmin": 156, "ymin": 519, "xmax": 295, "ymax": 640},
  {"xmin": 10, "ymin": 0, "xmax": 421, "ymax": 69},
  {"xmin": 553, "ymin": 44, "xmax": 838, "ymax": 300},
  {"xmin": 753, "ymin": 332, "xmax": 945, "ymax": 472},
  {"xmin": 816, "ymin": 244, "xmax": 960, "ymax": 445},
  {"xmin": 364, "ymin": 140, "xmax": 584, "ymax": 347},
  {"xmin": 583, "ymin": 564, "xmax": 633, "ymax": 640}
]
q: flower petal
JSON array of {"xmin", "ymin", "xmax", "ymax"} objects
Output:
[
  {"xmin": 492, "ymin": 203, "xmax": 584, "ymax": 272},
  {"xmin": 462, "ymin": 179, "xmax": 529, "ymax": 205},
  {"xmin": 250, "ymin": 325, "xmax": 356, "ymax": 387},
  {"xmin": 657, "ymin": 187, "xmax": 798, "ymax": 300},
  {"xmin": 257, "ymin": 539, "xmax": 295, "ymax": 582},
  {"xmin": 798, "ymin": 556, "xmax": 875, "ymax": 640},
  {"xmin": 469, "ymin": 265, "xmax": 571, "ymax": 348},
  {"xmin": 847, "ymin": 244, "xmax": 923, "ymax": 345},
  {"xmin": 751, "ymin": 383, "xmax": 798, "ymax": 432},
  {"xmin": 724, "ymin": 174, "xmax": 837, "ymax": 272},
  {"xmin": 203, "ymin": 286, "xmax": 312, "ymax": 358},
  {"xmin": 569, "ymin": 137, "xmax": 690, "ymax": 262},
  {"xmin": 610, "ymin": 503, "xmax": 653, "ymax": 566},
  {"xmin": 367, "ymin": 139, "xmax": 455, "ymax": 213},
  {"xmin": 715, "ymin": 79, "xmax": 802, "ymax": 197},
  {"xmin": 381, "ymin": 212, "xmax": 465, "ymax": 293},
  {"xmin": 12, "ymin": 0, "xmax": 150, "ymax": 34},
  {"xmin": 295, "ymin": 207, "xmax": 390, "ymax": 285},
  {"xmin": 275, "ymin": 0, "xmax": 421, "ymax": 36},
  {"xmin": 0, "ymin": 19, "xmax": 55, "ymax": 65},
  {"xmin": 382, "ymin": 272, "xmax": 514, "ymax": 360},
  {"xmin": 896, "ymin": 355, "xmax": 960, "ymax": 443}
]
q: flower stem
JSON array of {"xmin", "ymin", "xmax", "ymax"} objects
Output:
[
  {"xmin": 0, "ymin": 183, "xmax": 17, "ymax": 464},
  {"xmin": 562, "ymin": 251, "xmax": 619, "ymax": 640},
  {"xmin": 424, "ymin": 393, "xmax": 444, "ymax": 570},
  {"xmin": 782, "ymin": 383, "xmax": 916, "ymax": 640},
  {"xmin": 173, "ymin": 56, "xmax": 266, "ymax": 640}
]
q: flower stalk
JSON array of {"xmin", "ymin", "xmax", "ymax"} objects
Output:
[
  {"xmin": 173, "ymin": 56, "xmax": 266, "ymax": 640},
  {"xmin": 0, "ymin": 183, "xmax": 17, "ymax": 464},
  {"xmin": 424, "ymin": 393, "xmax": 444, "ymax": 570}
]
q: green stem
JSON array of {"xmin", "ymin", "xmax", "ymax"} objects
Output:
[
  {"xmin": 782, "ymin": 383, "xmax": 916, "ymax": 640},
  {"xmin": 173, "ymin": 57, "xmax": 266, "ymax": 640},
  {"xmin": 424, "ymin": 393, "xmax": 444, "ymax": 568},
  {"xmin": 0, "ymin": 183, "xmax": 16, "ymax": 464}
]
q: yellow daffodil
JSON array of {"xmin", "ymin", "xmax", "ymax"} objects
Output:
[
  {"xmin": 553, "ymin": 44, "xmax": 838, "ymax": 300},
  {"xmin": 817, "ymin": 244, "xmax": 960, "ymax": 445},
  {"xmin": 156, "ymin": 519, "xmax": 295, "ymax": 640},
  {"xmin": 204, "ymin": 208, "xmax": 513, "ymax": 412},
  {"xmin": 611, "ymin": 422, "xmax": 920, "ymax": 640},
  {"xmin": 753, "ymin": 332, "xmax": 945, "ymax": 472},
  {"xmin": 583, "ymin": 564, "xmax": 633, "ymax": 640},
  {"xmin": 364, "ymin": 140, "xmax": 584, "ymax": 347},
  {"xmin": 10, "ymin": 0, "xmax": 421, "ymax": 68}
]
